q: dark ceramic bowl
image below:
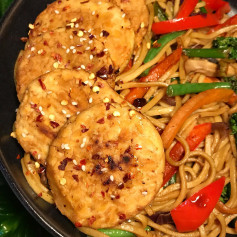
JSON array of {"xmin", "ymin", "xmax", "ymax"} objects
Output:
[{"xmin": 0, "ymin": 1, "xmax": 236, "ymax": 236}]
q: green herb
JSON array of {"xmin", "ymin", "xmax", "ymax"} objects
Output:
[
  {"xmin": 163, "ymin": 174, "xmax": 176, "ymax": 188},
  {"xmin": 219, "ymin": 183, "xmax": 231, "ymax": 204}
]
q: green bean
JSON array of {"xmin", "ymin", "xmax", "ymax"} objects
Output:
[
  {"xmin": 143, "ymin": 31, "xmax": 185, "ymax": 75},
  {"xmin": 167, "ymin": 82, "xmax": 231, "ymax": 96},
  {"xmin": 97, "ymin": 229, "xmax": 136, "ymax": 237},
  {"xmin": 183, "ymin": 48, "xmax": 229, "ymax": 58},
  {"xmin": 154, "ymin": 2, "xmax": 167, "ymax": 22}
]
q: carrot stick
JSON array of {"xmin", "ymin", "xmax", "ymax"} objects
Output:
[
  {"xmin": 125, "ymin": 47, "xmax": 182, "ymax": 104},
  {"xmin": 161, "ymin": 88, "xmax": 234, "ymax": 149}
]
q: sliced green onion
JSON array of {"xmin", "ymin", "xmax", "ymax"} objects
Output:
[{"xmin": 183, "ymin": 48, "xmax": 229, "ymax": 58}]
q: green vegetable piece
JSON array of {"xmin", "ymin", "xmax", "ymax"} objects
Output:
[
  {"xmin": 230, "ymin": 113, "xmax": 237, "ymax": 135},
  {"xmin": 143, "ymin": 31, "xmax": 185, "ymax": 75},
  {"xmin": 154, "ymin": 1, "xmax": 167, "ymax": 22},
  {"xmin": 98, "ymin": 228, "xmax": 136, "ymax": 237},
  {"xmin": 220, "ymin": 183, "xmax": 231, "ymax": 204},
  {"xmin": 199, "ymin": 0, "xmax": 207, "ymax": 13},
  {"xmin": 144, "ymin": 226, "xmax": 151, "ymax": 232},
  {"xmin": 224, "ymin": 76, "xmax": 237, "ymax": 94},
  {"xmin": 183, "ymin": 48, "xmax": 229, "ymax": 58},
  {"xmin": 170, "ymin": 77, "xmax": 180, "ymax": 83},
  {"xmin": 167, "ymin": 82, "xmax": 231, "ymax": 97},
  {"xmin": 163, "ymin": 174, "xmax": 176, "ymax": 188}
]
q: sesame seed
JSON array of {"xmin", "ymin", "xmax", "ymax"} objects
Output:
[
  {"xmin": 89, "ymin": 73, "xmax": 95, "ymax": 80},
  {"xmin": 22, "ymin": 133, "xmax": 26, "ymax": 138},
  {"xmin": 142, "ymin": 191, "xmax": 148, "ymax": 196},
  {"xmin": 55, "ymin": 10, "xmax": 59, "ymax": 14},
  {"xmin": 66, "ymin": 114, "xmax": 71, "ymax": 118},
  {"xmin": 83, "ymin": 80, "xmax": 89, "ymax": 85},
  {"xmin": 39, "ymin": 106, "xmax": 43, "ymax": 112},
  {"xmin": 89, "ymin": 40, "xmax": 93, "ymax": 44},
  {"xmin": 66, "ymin": 23, "xmax": 74, "ymax": 28},
  {"xmin": 78, "ymin": 31, "xmax": 84, "ymax": 37},
  {"xmin": 80, "ymin": 38, "xmax": 86, "ymax": 42},
  {"xmin": 122, "ymin": 13, "xmax": 126, "ymax": 18},
  {"xmin": 81, "ymin": 65, "xmax": 86, "ymax": 70},
  {"xmin": 127, "ymin": 219, "xmax": 132, "ymax": 223},
  {"xmin": 66, "ymin": 48, "xmax": 70, "ymax": 54},
  {"xmin": 62, "ymin": 110, "xmax": 67, "ymax": 114},
  {"xmin": 89, "ymin": 55, "xmax": 93, "ymax": 60},
  {"xmin": 70, "ymin": 35, "xmax": 74, "ymax": 40},
  {"xmin": 41, "ymin": 111, "xmax": 45, "ymax": 116},
  {"xmin": 103, "ymin": 48, "xmax": 108, "ymax": 52},
  {"xmin": 88, "ymin": 29, "xmax": 92, "ymax": 33},
  {"xmin": 147, "ymin": 42, "xmax": 151, "ymax": 49},
  {"xmin": 89, "ymin": 97, "xmax": 93, "ymax": 103},
  {"xmin": 72, "ymin": 49, "xmax": 76, "ymax": 54},
  {"xmin": 100, "ymin": 32, "xmax": 103, "ymax": 37},
  {"xmin": 38, "ymin": 154, "xmax": 41, "ymax": 159},
  {"xmin": 110, "ymin": 195, "xmax": 115, "ymax": 199},
  {"xmin": 76, "ymin": 111, "xmax": 80, "ymax": 115},
  {"xmin": 71, "ymin": 18, "xmax": 77, "ymax": 22},
  {"xmin": 31, "ymin": 47, "xmax": 35, "ymax": 52},
  {"xmin": 72, "ymin": 101, "xmax": 78, "ymax": 106},
  {"xmin": 38, "ymin": 49, "xmax": 43, "ymax": 54},
  {"xmin": 49, "ymin": 114, "xmax": 55, "ymax": 120},
  {"xmin": 81, "ymin": 165, "xmax": 86, "ymax": 171},
  {"xmin": 61, "ymin": 143, "xmax": 70, "ymax": 150},
  {"xmin": 29, "ymin": 23, "xmax": 34, "ymax": 29},
  {"xmin": 53, "ymin": 62, "xmax": 59, "ymax": 68},
  {"xmin": 110, "ymin": 175, "xmax": 114, "ymax": 181},
  {"xmin": 35, "ymin": 162, "xmax": 40, "ymax": 168},
  {"xmin": 73, "ymin": 159, "xmax": 78, "ymax": 165},
  {"xmin": 103, "ymin": 98, "xmax": 110, "ymax": 103},
  {"xmin": 140, "ymin": 22, "xmax": 145, "ymax": 28},
  {"xmin": 61, "ymin": 100, "xmax": 68, "ymax": 105},
  {"xmin": 129, "ymin": 110, "xmax": 136, "ymax": 117},
  {"xmin": 70, "ymin": 46, "xmax": 75, "ymax": 49},
  {"xmin": 62, "ymin": 45, "xmax": 66, "ymax": 49},
  {"xmin": 10, "ymin": 132, "xmax": 16, "ymax": 138},
  {"xmin": 101, "ymin": 168, "xmax": 108, "ymax": 172},
  {"xmin": 60, "ymin": 178, "xmax": 66, "ymax": 185},
  {"xmin": 85, "ymin": 46, "xmax": 90, "ymax": 50},
  {"xmin": 92, "ymin": 86, "xmax": 100, "ymax": 93},
  {"xmin": 92, "ymin": 11, "xmax": 95, "ymax": 15},
  {"xmin": 75, "ymin": 23, "xmax": 79, "ymax": 28},
  {"xmin": 113, "ymin": 111, "xmax": 120, "ymax": 117}
]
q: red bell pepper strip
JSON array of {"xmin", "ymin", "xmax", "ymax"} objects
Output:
[
  {"xmin": 203, "ymin": 0, "xmax": 230, "ymax": 13},
  {"xmin": 209, "ymin": 14, "xmax": 237, "ymax": 33},
  {"xmin": 125, "ymin": 47, "xmax": 182, "ymax": 104},
  {"xmin": 152, "ymin": 14, "xmax": 219, "ymax": 35},
  {"xmin": 176, "ymin": 0, "xmax": 199, "ymax": 18},
  {"xmin": 162, "ymin": 123, "xmax": 212, "ymax": 186},
  {"xmin": 171, "ymin": 177, "xmax": 225, "ymax": 232}
]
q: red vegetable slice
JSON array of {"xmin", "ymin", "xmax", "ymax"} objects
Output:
[
  {"xmin": 176, "ymin": 0, "xmax": 199, "ymax": 18},
  {"xmin": 171, "ymin": 177, "xmax": 225, "ymax": 232}
]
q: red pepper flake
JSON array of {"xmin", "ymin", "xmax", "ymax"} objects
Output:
[
  {"xmin": 80, "ymin": 159, "xmax": 86, "ymax": 165},
  {"xmin": 119, "ymin": 213, "xmax": 126, "ymax": 220},
  {"xmin": 58, "ymin": 158, "xmax": 72, "ymax": 171},
  {"xmin": 31, "ymin": 103, "xmax": 37, "ymax": 109},
  {"xmin": 81, "ymin": 124, "xmax": 89, "ymax": 133},
  {"xmin": 50, "ymin": 121, "xmax": 60, "ymax": 128},
  {"xmin": 75, "ymin": 222, "xmax": 82, "ymax": 227},
  {"xmin": 57, "ymin": 42, "xmax": 62, "ymax": 48},
  {"xmin": 38, "ymin": 78, "xmax": 46, "ymax": 90},
  {"xmin": 105, "ymin": 103, "xmax": 111, "ymax": 110},
  {"xmin": 73, "ymin": 165, "xmax": 81, "ymax": 170},
  {"xmin": 62, "ymin": 5, "xmax": 70, "ymax": 11},
  {"xmin": 25, "ymin": 171, "xmax": 30, "ymax": 176},
  {"xmin": 96, "ymin": 118, "xmax": 105, "ymax": 124},
  {"xmin": 101, "ymin": 191, "xmax": 105, "ymax": 198},
  {"xmin": 116, "ymin": 194, "xmax": 120, "ymax": 199},
  {"xmin": 38, "ymin": 166, "xmax": 46, "ymax": 174},
  {"xmin": 32, "ymin": 151, "xmax": 37, "ymax": 156},
  {"xmin": 72, "ymin": 175, "xmax": 79, "ymax": 182},
  {"xmin": 20, "ymin": 37, "xmax": 28, "ymax": 42},
  {"xmin": 88, "ymin": 216, "xmax": 96, "ymax": 225},
  {"xmin": 38, "ymin": 192, "xmax": 42, "ymax": 197},
  {"xmin": 36, "ymin": 114, "xmax": 43, "ymax": 122},
  {"xmin": 96, "ymin": 51, "xmax": 105, "ymax": 58},
  {"xmin": 123, "ymin": 173, "xmax": 131, "ymax": 183},
  {"xmin": 43, "ymin": 40, "xmax": 48, "ymax": 46},
  {"xmin": 107, "ymin": 114, "xmax": 112, "ymax": 120},
  {"xmin": 16, "ymin": 154, "xmax": 21, "ymax": 160},
  {"xmin": 52, "ymin": 53, "xmax": 62, "ymax": 62},
  {"xmin": 102, "ymin": 30, "xmax": 110, "ymax": 37}
]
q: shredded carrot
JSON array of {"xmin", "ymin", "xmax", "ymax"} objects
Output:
[
  {"xmin": 125, "ymin": 47, "xmax": 182, "ymax": 104},
  {"xmin": 161, "ymin": 89, "xmax": 234, "ymax": 149},
  {"xmin": 203, "ymin": 77, "xmax": 220, "ymax": 83}
]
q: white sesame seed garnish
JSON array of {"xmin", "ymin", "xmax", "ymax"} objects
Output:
[
  {"xmin": 76, "ymin": 111, "xmax": 80, "ymax": 115},
  {"xmin": 89, "ymin": 40, "xmax": 93, "ymax": 44},
  {"xmin": 35, "ymin": 162, "xmax": 40, "ymax": 168},
  {"xmin": 73, "ymin": 159, "xmax": 78, "ymax": 165},
  {"xmin": 88, "ymin": 29, "xmax": 92, "ymax": 33},
  {"xmin": 49, "ymin": 114, "xmax": 55, "ymax": 120},
  {"xmin": 103, "ymin": 98, "xmax": 110, "ymax": 103},
  {"xmin": 62, "ymin": 45, "xmax": 66, "ymax": 49},
  {"xmin": 78, "ymin": 30, "xmax": 84, "ymax": 37},
  {"xmin": 69, "ymin": 35, "xmax": 73, "ymax": 39},
  {"xmin": 89, "ymin": 97, "xmax": 93, "ymax": 103},
  {"xmin": 89, "ymin": 73, "xmax": 95, "ymax": 80},
  {"xmin": 92, "ymin": 11, "xmax": 95, "ymax": 15},
  {"xmin": 72, "ymin": 101, "xmax": 78, "ymax": 106},
  {"xmin": 83, "ymin": 80, "xmax": 89, "ymax": 85},
  {"xmin": 75, "ymin": 23, "xmax": 79, "ymax": 28},
  {"xmin": 129, "ymin": 110, "xmax": 136, "ymax": 117},
  {"xmin": 113, "ymin": 111, "xmax": 120, "ymax": 117},
  {"xmin": 71, "ymin": 18, "xmax": 77, "ymax": 22},
  {"xmin": 61, "ymin": 143, "xmax": 70, "ymax": 150},
  {"xmin": 31, "ymin": 47, "xmax": 35, "ymax": 52},
  {"xmin": 89, "ymin": 54, "xmax": 93, "ymax": 60},
  {"xmin": 140, "ymin": 22, "xmax": 145, "ymax": 28},
  {"xmin": 61, "ymin": 100, "xmax": 68, "ymax": 106},
  {"xmin": 85, "ymin": 46, "xmax": 90, "ymax": 50},
  {"xmin": 37, "ymin": 49, "xmax": 43, "ymax": 54},
  {"xmin": 39, "ymin": 106, "xmax": 43, "ymax": 112},
  {"xmin": 101, "ymin": 168, "xmax": 108, "ymax": 172},
  {"xmin": 66, "ymin": 114, "xmax": 71, "ymax": 118},
  {"xmin": 60, "ymin": 178, "xmax": 66, "ymax": 185},
  {"xmin": 37, "ymin": 154, "xmax": 41, "ymax": 159},
  {"xmin": 53, "ymin": 62, "xmax": 59, "ymax": 69},
  {"xmin": 22, "ymin": 133, "xmax": 26, "ymax": 138},
  {"xmin": 81, "ymin": 65, "xmax": 86, "ymax": 70},
  {"xmin": 81, "ymin": 165, "xmax": 86, "ymax": 171},
  {"xmin": 62, "ymin": 109, "xmax": 67, "ymax": 114},
  {"xmin": 66, "ymin": 48, "xmax": 70, "ymax": 54},
  {"xmin": 54, "ymin": 10, "xmax": 59, "ymax": 14},
  {"xmin": 142, "ymin": 191, "xmax": 148, "ymax": 196},
  {"xmin": 110, "ymin": 175, "xmax": 114, "ymax": 181},
  {"xmin": 127, "ymin": 219, "xmax": 132, "ymax": 223},
  {"xmin": 122, "ymin": 13, "xmax": 126, "ymax": 18},
  {"xmin": 147, "ymin": 42, "xmax": 151, "ymax": 49},
  {"xmin": 70, "ymin": 46, "xmax": 75, "ymax": 50},
  {"xmin": 110, "ymin": 195, "xmax": 115, "ymax": 199},
  {"xmin": 92, "ymin": 86, "xmax": 100, "ymax": 93},
  {"xmin": 72, "ymin": 49, "xmax": 76, "ymax": 54},
  {"xmin": 41, "ymin": 111, "xmax": 45, "ymax": 116},
  {"xmin": 29, "ymin": 23, "xmax": 34, "ymax": 29},
  {"xmin": 103, "ymin": 48, "xmax": 108, "ymax": 52}
]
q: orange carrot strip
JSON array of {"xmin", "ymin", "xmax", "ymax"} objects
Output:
[
  {"xmin": 161, "ymin": 89, "xmax": 234, "ymax": 149},
  {"xmin": 125, "ymin": 47, "xmax": 182, "ymax": 104}
]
